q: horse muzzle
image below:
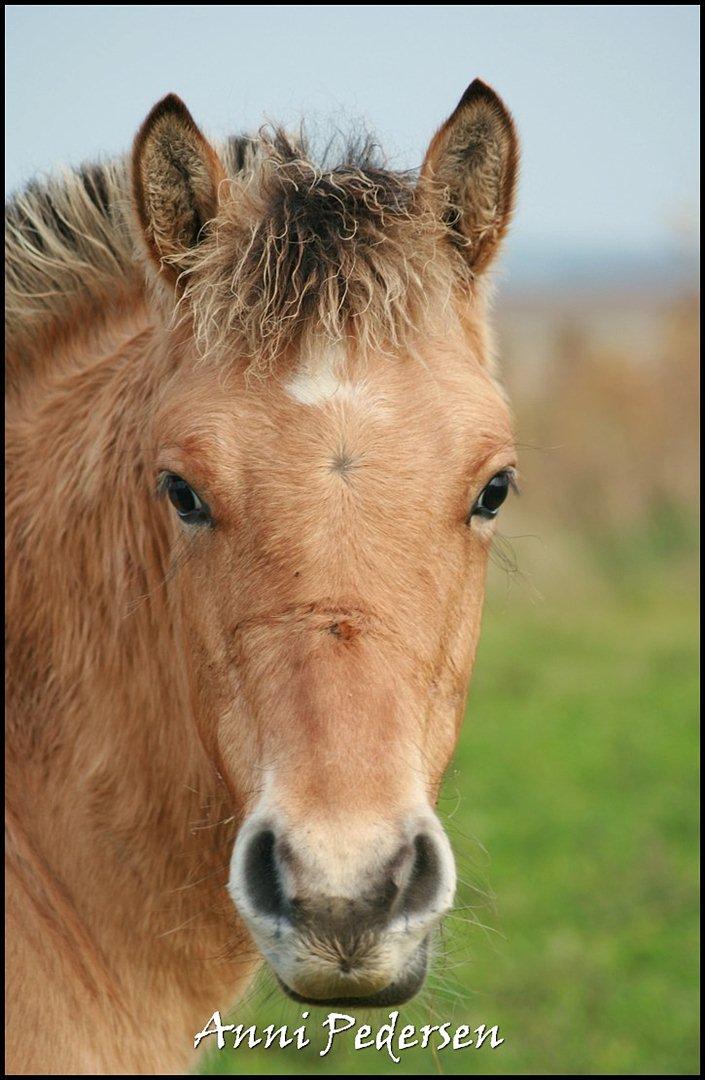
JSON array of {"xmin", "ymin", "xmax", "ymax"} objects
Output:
[{"xmin": 227, "ymin": 809, "xmax": 456, "ymax": 1006}]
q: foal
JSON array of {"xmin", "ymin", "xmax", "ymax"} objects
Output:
[{"xmin": 5, "ymin": 80, "xmax": 519, "ymax": 1074}]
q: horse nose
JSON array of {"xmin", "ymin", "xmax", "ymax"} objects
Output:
[{"xmin": 241, "ymin": 826, "xmax": 445, "ymax": 933}]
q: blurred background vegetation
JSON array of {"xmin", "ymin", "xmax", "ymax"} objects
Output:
[{"xmin": 199, "ymin": 258, "xmax": 699, "ymax": 1076}]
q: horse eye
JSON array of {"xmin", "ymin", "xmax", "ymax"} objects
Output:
[
  {"xmin": 470, "ymin": 470, "xmax": 513, "ymax": 521},
  {"xmin": 161, "ymin": 473, "xmax": 211, "ymax": 525}
]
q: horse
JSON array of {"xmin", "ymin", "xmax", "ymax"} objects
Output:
[{"xmin": 5, "ymin": 79, "xmax": 519, "ymax": 1074}]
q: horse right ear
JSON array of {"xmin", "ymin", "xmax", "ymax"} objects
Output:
[
  {"xmin": 131, "ymin": 94, "xmax": 225, "ymax": 285},
  {"xmin": 421, "ymin": 79, "xmax": 519, "ymax": 277}
]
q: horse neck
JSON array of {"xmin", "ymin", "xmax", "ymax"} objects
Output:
[{"xmin": 6, "ymin": 306, "xmax": 246, "ymax": 997}]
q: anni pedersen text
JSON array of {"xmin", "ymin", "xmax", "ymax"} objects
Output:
[{"xmin": 194, "ymin": 1009, "xmax": 505, "ymax": 1063}]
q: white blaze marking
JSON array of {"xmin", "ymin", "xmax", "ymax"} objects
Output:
[{"xmin": 285, "ymin": 342, "xmax": 349, "ymax": 405}]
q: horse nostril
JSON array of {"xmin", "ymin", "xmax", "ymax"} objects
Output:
[
  {"xmin": 244, "ymin": 829, "xmax": 288, "ymax": 919},
  {"xmin": 239, "ymin": 827, "xmax": 447, "ymax": 932},
  {"xmin": 398, "ymin": 833, "xmax": 442, "ymax": 917}
]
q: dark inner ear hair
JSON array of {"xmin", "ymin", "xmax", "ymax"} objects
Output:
[{"xmin": 166, "ymin": 151, "xmax": 205, "ymax": 248}]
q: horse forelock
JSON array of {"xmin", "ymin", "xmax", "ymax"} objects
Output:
[
  {"xmin": 176, "ymin": 127, "xmax": 468, "ymax": 376},
  {"xmin": 5, "ymin": 125, "xmax": 470, "ymax": 382}
]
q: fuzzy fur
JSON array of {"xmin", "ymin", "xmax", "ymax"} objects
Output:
[
  {"xmin": 5, "ymin": 83, "xmax": 518, "ymax": 1075},
  {"xmin": 6, "ymin": 80, "xmax": 517, "ymax": 387}
]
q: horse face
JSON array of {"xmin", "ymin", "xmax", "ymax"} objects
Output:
[
  {"xmin": 136, "ymin": 81, "xmax": 518, "ymax": 1005},
  {"xmin": 151, "ymin": 330, "xmax": 514, "ymax": 1004}
]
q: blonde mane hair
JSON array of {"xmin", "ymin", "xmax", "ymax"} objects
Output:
[{"xmin": 6, "ymin": 128, "xmax": 472, "ymax": 389}]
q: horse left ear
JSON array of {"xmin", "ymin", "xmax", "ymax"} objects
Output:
[
  {"xmin": 132, "ymin": 94, "xmax": 226, "ymax": 284},
  {"xmin": 421, "ymin": 79, "xmax": 519, "ymax": 276}
]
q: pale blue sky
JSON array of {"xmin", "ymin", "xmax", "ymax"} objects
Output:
[{"xmin": 5, "ymin": 5, "xmax": 700, "ymax": 252}]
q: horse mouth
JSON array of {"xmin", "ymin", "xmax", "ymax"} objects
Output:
[{"xmin": 274, "ymin": 938, "xmax": 429, "ymax": 1008}]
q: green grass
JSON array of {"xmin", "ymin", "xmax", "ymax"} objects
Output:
[{"xmin": 197, "ymin": 552, "xmax": 699, "ymax": 1076}]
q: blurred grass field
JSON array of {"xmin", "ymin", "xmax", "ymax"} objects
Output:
[
  {"xmin": 197, "ymin": 535, "xmax": 699, "ymax": 1076},
  {"xmin": 197, "ymin": 289, "xmax": 699, "ymax": 1076}
]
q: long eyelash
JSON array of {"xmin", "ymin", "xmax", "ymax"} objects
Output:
[
  {"xmin": 507, "ymin": 468, "xmax": 521, "ymax": 496},
  {"xmin": 490, "ymin": 532, "xmax": 519, "ymax": 575}
]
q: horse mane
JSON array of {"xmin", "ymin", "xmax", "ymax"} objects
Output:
[
  {"xmin": 5, "ymin": 155, "xmax": 139, "ymax": 377},
  {"xmin": 5, "ymin": 127, "xmax": 467, "ymax": 383}
]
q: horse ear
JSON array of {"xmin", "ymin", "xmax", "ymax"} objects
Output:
[
  {"xmin": 132, "ymin": 94, "xmax": 225, "ymax": 284},
  {"xmin": 422, "ymin": 79, "xmax": 519, "ymax": 276}
]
